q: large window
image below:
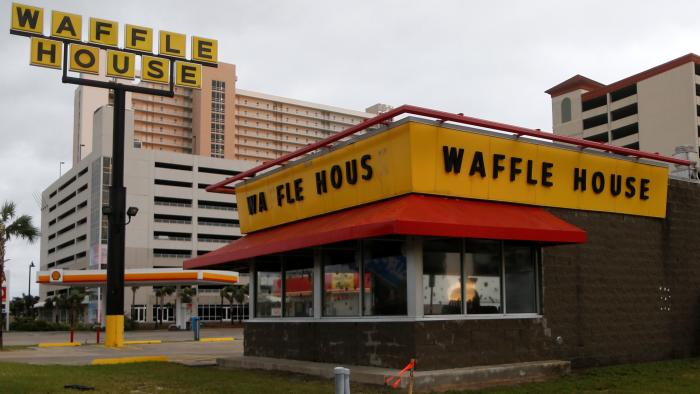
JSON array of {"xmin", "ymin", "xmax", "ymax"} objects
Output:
[
  {"xmin": 284, "ymin": 252, "xmax": 314, "ymax": 317},
  {"xmin": 322, "ymin": 243, "xmax": 360, "ymax": 317},
  {"xmin": 423, "ymin": 238, "xmax": 462, "ymax": 315},
  {"xmin": 152, "ymin": 304, "xmax": 174, "ymax": 322},
  {"xmin": 504, "ymin": 245, "xmax": 538, "ymax": 314},
  {"xmin": 465, "ymin": 240, "xmax": 502, "ymax": 314},
  {"xmin": 131, "ymin": 305, "xmax": 146, "ymax": 322},
  {"xmin": 255, "ymin": 258, "xmax": 282, "ymax": 317},
  {"xmin": 424, "ymin": 239, "xmax": 540, "ymax": 316},
  {"xmin": 363, "ymin": 239, "xmax": 407, "ymax": 316}
]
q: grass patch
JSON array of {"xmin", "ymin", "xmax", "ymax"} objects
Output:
[
  {"xmin": 470, "ymin": 358, "xmax": 700, "ymax": 394},
  {"xmin": 0, "ymin": 358, "xmax": 698, "ymax": 393},
  {"xmin": 0, "ymin": 362, "xmax": 390, "ymax": 394}
]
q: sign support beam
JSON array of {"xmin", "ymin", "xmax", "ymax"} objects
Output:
[{"xmin": 60, "ymin": 42, "xmax": 175, "ymax": 347}]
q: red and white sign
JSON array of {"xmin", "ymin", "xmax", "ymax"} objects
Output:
[{"xmin": 1, "ymin": 286, "xmax": 6, "ymax": 302}]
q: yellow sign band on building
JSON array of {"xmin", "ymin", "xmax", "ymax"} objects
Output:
[{"xmin": 236, "ymin": 121, "xmax": 669, "ymax": 233}]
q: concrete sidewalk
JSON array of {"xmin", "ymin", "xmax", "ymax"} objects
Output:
[
  {"xmin": 218, "ymin": 356, "xmax": 570, "ymax": 391},
  {"xmin": 2, "ymin": 327, "xmax": 243, "ymax": 346}
]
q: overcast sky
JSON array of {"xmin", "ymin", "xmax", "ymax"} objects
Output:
[{"xmin": 1, "ymin": 0, "xmax": 699, "ymax": 298}]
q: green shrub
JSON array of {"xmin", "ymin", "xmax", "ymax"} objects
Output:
[{"xmin": 10, "ymin": 317, "xmax": 69, "ymax": 331}]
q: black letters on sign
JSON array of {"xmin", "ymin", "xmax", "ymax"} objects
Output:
[
  {"xmin": 165, "ymin": 34, "xmax": 181, "ymax": 54},
  {"xmin": 181, "ymin": 65, "xmax": 197, "ymax": 84},
  {"xmin": 469, "ymin": 151, "xmax": 486, "ymax": 177},
  {"xmin": 95, "ymin": 22, "xmax": 112, "ymax": 41},
  {"xmin": 197, "ymin": 40, "xmax": 213, "ymax": 60},
  {"xmin": 492, "ymin": 154, "xmax": 506, "ymax": 179},
  {"xmin": 509, "ymin": 157, "xmax": 522, "ymax": 182},
  {"xmin": 541, "ymin": 162, "xmax": 554, "ymax": 187},
  {"xmin": 112, "ymin": 54, "xmax": 130, "ymax": 73},
  {"xmin": 246, "ymin": 195, "xmax": 257, "ymax": 215},
  {"xmin": 639, "ymin": 178, "xmax": 650, "ymax": 200},
  {"xmin": 37, "ymin": 41, "xmax": 57, "ymax": 63},
  {"xmin": 361, "ymin": 155, "xmax": 373, "ymax": 180},
  {"xmin": 74, "ymin": 49, "xmax": 96, "ymax": 68},
  {"xmin": 330, "ymin": 165, "xmax": 343, "ymax": 189},
  {"xmin": 131, "ymin": 28, "xmax": 148, "ymax": 46},
  {"xmin": 625, "ymin": 176, "xmax": 636, "ymax": 198},
  {"xmin": 56, "ymin": 16, "xmax": 77, "ymax": 37},
  {"xmin": 574, "ymin": 168, "xmax": 586, "ymax": 191},
  {"xmin": 315, "ymin": 170, "xmax": 327, "ymax": 195},
  {"xmin": 591, "ymin": 171, "xmax": 605, "ymax": 194},
  {"xmin": 276, "ymin": 185, "xmax": 285, "ymax": 207},
  {"xmin": 147, "ymin": 60, "xmax": 164, "ymax": 79},
  {"xmin": 345, "ymin": 160, "xmax": 358, "ymax": 185},
  {"xmin": 443, "ymin": 146, "xmax": 464, "ymax": 174},
  {"xmin": 16, "ymin": 7, "xmax": 40, "ymax": 30}
]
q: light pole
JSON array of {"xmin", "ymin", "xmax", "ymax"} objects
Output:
[
  {"xmin": 28, "ymin": 261, "xmax": 34, "ymax": 297},
  {"xmin": 59, "ymin": 161, "xmax": 65, "ymax": 177}
]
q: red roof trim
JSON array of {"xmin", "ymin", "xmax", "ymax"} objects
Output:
[
  {"xmin": 545, "ymin": 74, "xmax": 604, "ymax": 97},
  {"xmin": 581, "ymin": 53, "xmax": 700, "ymax": 101},
  {"xmin": 183, "ymin": 194, "xmax": 587, "ymax": 270}
]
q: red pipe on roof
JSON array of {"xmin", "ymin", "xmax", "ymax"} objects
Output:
[{"xmin": 206, "ymin": 105, "xmax": 692, "ymax": 194}]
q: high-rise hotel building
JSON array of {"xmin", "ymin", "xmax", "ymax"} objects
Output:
[
  {"xmin": 73, "ymin": 62, "xmax": 377, "ymax": 165},
  {"xmin": 546, "ymin": 53, "xmax": 700, "ymax": 164}
]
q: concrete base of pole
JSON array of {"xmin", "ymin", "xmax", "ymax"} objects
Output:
[{"xmin": 104, "ymin": 315, "xmax": 124, "ymax": 347}]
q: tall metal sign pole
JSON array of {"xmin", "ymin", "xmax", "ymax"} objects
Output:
[{"xmin": 10, "ymin": 2, "xmax": 218, "ymax": 347}]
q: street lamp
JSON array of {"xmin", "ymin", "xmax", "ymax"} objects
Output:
[
  {"xmin": 59, "ymin": 161, "xmax": 65, "ymax": 177},
  {"xmin": 28, "ymin": 261, "xmax": 35, "ymax": 297}
]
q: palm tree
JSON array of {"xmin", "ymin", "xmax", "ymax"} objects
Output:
[
  {"xmin": 0, "ymin": 201, "xmax": 39, "ymax": 349},
  {"xmin": 65, "ymin": 287, "xmax": 86, "ymax": 328},
  {"xmin": 130, "ymin": 286, "xmax": 140, "ymax": 320},
  {"xmin": 43, "ymin": 296, "xmax": 55, "ymax": 322},
  {"xmin": 219, "ymin": 286, "xmax": 230, "ymax": 323},
  {"xmin": 153, "ymin": 286, "xmax": 175, "ymax": 328},
  {"xmin": 222, "ymin": 285, "xmax": 248, "ymax": 324}
]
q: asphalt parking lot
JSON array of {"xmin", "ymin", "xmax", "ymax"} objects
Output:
[{"xmin": 0, "ymin": 328, "xmax": 243, "ymax": 366}]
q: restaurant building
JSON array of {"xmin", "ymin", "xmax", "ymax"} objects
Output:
[{"xmin": 184, "ymin": 106, "xmax": 700, "ymax": 371}]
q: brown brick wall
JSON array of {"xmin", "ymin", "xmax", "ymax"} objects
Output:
[{"xmin": 244, "ymin": 179, "xmax": 700, "ymax": 370}]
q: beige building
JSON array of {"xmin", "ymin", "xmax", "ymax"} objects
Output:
[
  {"xmin": 43, "ymin": 105, "xmax": 251, "ymax": 325},
  {"xmin": 546, "ymin": 53, "xmax": 700, "ymax": 161},
  {"xmin": 234, "ymin": 89, "xmax": 376, "ymax": 162},
  {"xmin": 73, "ymin": 62, "xmax": 377, "ymax": 165}
]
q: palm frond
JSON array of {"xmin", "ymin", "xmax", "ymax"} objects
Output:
[
  {"xmin": 0, "ymin": 201, "xmax": 16, "ymax": 224},
  {"xmin": 5, "ymin": 214, "xmax": 39, "ymax": 242}
]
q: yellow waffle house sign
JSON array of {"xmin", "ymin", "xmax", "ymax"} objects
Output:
[
  {"xmin": 11, "ymin": 2, "xmax": 218, "ymax": 88},
  {"xmin": 237, "ymin": 121, "xmax": 668, "ymax": 233}
]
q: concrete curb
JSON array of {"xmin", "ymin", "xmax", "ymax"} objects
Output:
[
  {"xmin": 124, "ymin": 340, "xmax": 162, "ymax": 345},
  {"xmin": 37, "ymin": 342, "xmax": 81, "ymax": 348},
  {"xmin": 199, "ymin": 337, "xmax": 234, "ymax": 343},
  {"xmin": 91, "ymin": 355, "xmax": 169, "ymax": 365},
  {"xmin": 218, "ymin": 356, "xmax": 571, "ymax": 391}
]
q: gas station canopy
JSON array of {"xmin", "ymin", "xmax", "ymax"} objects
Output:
[{"xmin": 36, "ymin": 268, "xmax": 239, "ymax": 287}]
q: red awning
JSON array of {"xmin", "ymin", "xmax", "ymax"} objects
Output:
[{"xmin": 184, "ymin": 194, "xmax": 587, "ymax": 270}]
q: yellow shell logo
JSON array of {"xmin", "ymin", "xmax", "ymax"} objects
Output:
[{"xmin": 51, "ymin": 271, "xmax": 61, "ymax": 281}]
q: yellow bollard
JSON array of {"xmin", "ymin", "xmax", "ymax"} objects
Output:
[{"xmin": 104, "ymin": 315, "xmax": 124, "ymax": 347}]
